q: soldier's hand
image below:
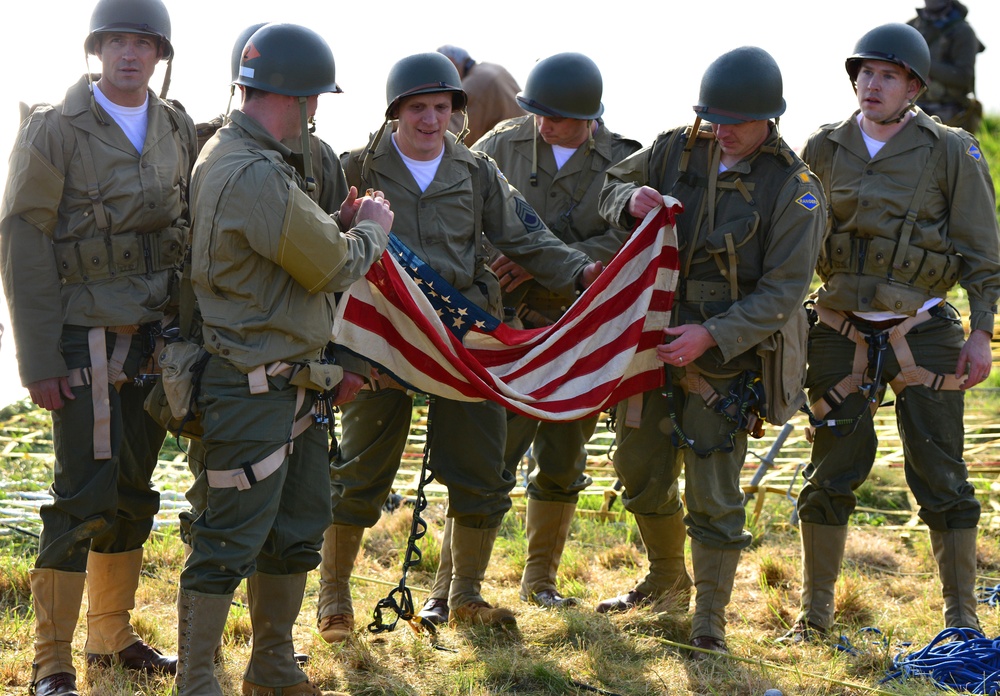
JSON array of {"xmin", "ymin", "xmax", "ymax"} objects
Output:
[
  {"xmin": 28, "ymin": 376, "xmax": 74, "ymax": 412},
  {"xmin": 656, "ymin": 325, "xmax": 717, "ymax": 367},
  {"xmin": 332, "ymin": 370, "xmax": 367, "ymax": 406},
  {"xmin": 338, "ymin": 186, "xmax": 361, "ymax": 229},
  {"xmin": 579, "ymin": 261, "xmax": 604, "ymax": 289},
  {"xmin": 356, "ymin": 190, "xmax": 394, "ymax": 233},
  {"xmin": 957, "ymin": 329, "xmax": 993, "ymax": 389},
  {"xmin": 492, "ymin": 255, "xmax": 534, "ymax": 291},
  {"xmin": 627, "ymin": 186, "xmax": 663, "ymax": 219}
]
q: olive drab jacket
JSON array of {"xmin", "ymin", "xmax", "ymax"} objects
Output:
[
  {"xmin": 802, "ymin": 108, "xmax": 1000, "ymax": 335},
  {"xmin": 0, "ymin": 75, "xmax": 196, "ymax": 386},
  {"xmin": 908, "ymin": 0, "xmax": 984, "ymax": 108},
  {"xmin": 190, "ymin": 110, "xmax": 388, "ymax": 371},
  {"xmin": 600, "ymin": 123, "xmax": 825, "ymax": 374},
  {"xmin": 342, "ymin": 128, "xmax": 592, "ymax": 320},
  {"xmin": 473, "ymin": 115, "xmax": 641, "ymax": 324}
]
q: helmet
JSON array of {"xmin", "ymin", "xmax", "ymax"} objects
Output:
[
  {"xmin": 235, "ymin": 23, "xmax": 341, "ymax": 97},
  {"xmin": 693, "ymin": 46, "xmax": 786, "ymax": 125},
  {"xmin": 231, "ymin": 22, "xmax": 267, "ymax": 83},
  {"xmin": 846, "ymin": 23, "xmax": 930, "ymax": 87},
  {"xmin": 516, "ymin": 52, "xmax": 604, "ymax": 120},
  {"xmin": 385, "ymin": 52, "xmax": 467, "ymax": 119},
  {"xmin": 84, "ymin": 0, "xmax": 172, "ymax": 59}
]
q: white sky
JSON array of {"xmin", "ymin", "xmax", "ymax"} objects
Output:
[{"xmin": 0, "ymin": 0, "xmax": 998, "ymax": 406}]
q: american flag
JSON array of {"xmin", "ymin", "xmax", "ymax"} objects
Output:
[{"xmin": 332, "ymin": 204, "xmax": 681, "ymax": 421}]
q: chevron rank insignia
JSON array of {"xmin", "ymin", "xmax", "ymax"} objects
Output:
[{"xmin": 796, "ymin": 192, "xmax": 820, "ymax": 211}]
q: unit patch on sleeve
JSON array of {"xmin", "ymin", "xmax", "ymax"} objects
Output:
[{"xmin": 795, "ymin": 191, "xmax": 820, "ymax": 211}]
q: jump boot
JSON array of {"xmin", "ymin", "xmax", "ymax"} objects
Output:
[
  {"xmin": 417, "ymin": 517, "xmax": 453, "ymax": 627},
  {"xmin": 930, "ymin": 527, "xmax": 982, "ymax": 631},
  {"xmin": 84, "ymin": 549, "xmax": 177, "ymax": 674},
  {"xmin": 243, "ymin": 572, "xmax": 346, "ymax": 696},
  {"xmin": 316, "ymin": 524, "xmax": 364, "ymax": 643},
  {"xmin": 777, "ymin": 522, "xmax": 847, "ymax": 644},
  {"xmin": 688, "ymin": 539, "xmax": 741, "ymax": 659},
  {"xmin": 175, "ymin": 588, "xmax": 232, "ymax": 696},
  {"xmin": 449, "ymin": 525, "xmax": 517, "ymax": 628},
  {"xmin": 596, "ymin": 508, "xmax": 692, "ymax": 613},
  {"xmin": 29, "ymin": 568, "xmax": 86, "ymax": 696},
  {"xmin": 520, "ymin": 499, "xmax": 579, "ymax": 607}
]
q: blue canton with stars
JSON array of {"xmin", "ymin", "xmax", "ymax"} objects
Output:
[
  {"xmin": 795, "ymin": 191, "xmax": 820, "ymax": 211},
  {"xmin": 388, "ymin": 234, "xmax": 501, "ymax": 340}
]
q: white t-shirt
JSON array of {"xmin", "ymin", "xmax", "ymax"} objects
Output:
[
  {"xmin": 551, "ymin": 144, "xmax": 577, "ymax": 170},
  {"xmin": 857, "ymin": 113, "xmax": 887, "ymax": 158},
  {"xmin": 93, "ymin": 85, "xmax": 148, "ymax": 154},
  {"xmin": 391, "ymin": 134, "xmax": 443, "ymax": 191}
]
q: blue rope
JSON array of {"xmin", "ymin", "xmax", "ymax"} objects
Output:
[
  {"xmin": 977, "ymin": 584, "xmax": 1000, "ymax": 608},
  {"xmin": 881, "ymin": 628, "xmax": 1000, "ymax": 694}
]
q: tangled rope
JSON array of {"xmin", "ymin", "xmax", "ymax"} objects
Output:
[
  {"xmin": 977, "ymin": 584, "xmax": 1000, "ymax": 607},
  {"xmin": 881, "ymin": 627, "xmax": 1000, "ymax": 694}
]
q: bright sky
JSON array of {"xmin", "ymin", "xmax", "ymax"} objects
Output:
[{"xmin": 0, "ymin": 0, "xmax": 998, "ymax": 406}]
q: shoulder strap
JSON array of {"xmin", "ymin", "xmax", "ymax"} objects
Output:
[{"xmin": 891, "ymin": 129, "xmax": 947, "ymax": 272}]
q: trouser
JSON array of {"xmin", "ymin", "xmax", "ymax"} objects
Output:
[
  {"xmin": 331, "ymin": 388, "xmax": 514, "ymax": 529},
  {"xmin": 181, "ymin": 355, "xmax": 331, "ymax": 595},
  {"xmin": 612, "ymin": 381, "xmax": 752, "ymax": 550},
  {"xmin": 797, "ymin": 316, "xmax": 980, "ymax": 530},
  {"xmin": 504, "ymin": 412, "xmax": 597, "ymax": 502},
  {"xmin": 39, "ymin": 325, "xmax": 164, "ymax": 572}
]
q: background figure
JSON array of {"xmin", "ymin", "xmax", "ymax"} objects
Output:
[
  {"xmin": 437, "ymin": 44, "xmax": 524, "ymax": 145},
  {"xmin": 0, "ymin": 0, "xmax": 195, "ymax": 693},
  {"xmin": 175, "ymin": 23, "xmax": 391, "ymax": 696},
  {"xmin": 316, "ymin": 52, "xmax": 601, "ymax": 643},
  {"xmin": 782, "ymin": 22, "xmax": 999, "ymax": 645},
  {"xmin": 908, "ymin": 0, "xmax": 985, "ymax": 132},
  {"xmin": 598, "ymin": 46, "xmax": 824, "ymax": 658}
]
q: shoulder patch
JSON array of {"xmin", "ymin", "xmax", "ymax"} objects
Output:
[
  {"xmin": 796, "ymin": 191, "xmax": 820, "ymax": 211},
  {"xmin": 967, "ymin": 144, "xmax": 982, "ymax": 161},
  {"xmin": 515, "ymin": 196, "xmax": 545, "ymax": 232}
]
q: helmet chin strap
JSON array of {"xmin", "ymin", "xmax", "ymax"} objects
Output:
[
  {"xmin": 876, "ymin": 83, "xmax": 926, "ymax": 126},
  {"xmin": 299, "ymin": 97, "xmax": 316, "ymax": 192}
]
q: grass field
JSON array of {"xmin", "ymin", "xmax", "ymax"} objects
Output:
[{"xmin": 0, "ymin": 117, "xmax": 999, "ymax": 695}]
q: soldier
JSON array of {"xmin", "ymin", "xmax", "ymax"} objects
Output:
[
  {"xmin": 598, "ymin": 46, "xmax": 824, "ymax": 657},
  {"xmin": 437, "ymin": 44, "xmax": 524, "ymax": 145},
  {"xmin": 315, "ymin": 52, "xmax": 601, "ymax": 641},
  {"xmin": 174, "ymin": 23, "xmax": 392, "ymax": 696},
  {"xmin": 0, "ymin": 0, "xmax": 194, "ymax": 692},
  {"xmin": 908, "ymin": 0, "xmax": 986, "ymax": 133},
  {"xmin": 416, "ymin": 52, "xmax": 685, "ymax": 624},
  {"xmin": 779, "ymin": 23, "xmax": 1000, "ymax": 644}
]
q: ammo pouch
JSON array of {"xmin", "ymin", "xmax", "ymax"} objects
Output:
[
  {"xmin": 144, "ymin": 339, "xmax": 209, "ymax": 439},
  {"xmin": 289, "ymin": 360, "xmax": 344, "ymax": 393},
  {"xmin": 53, "ymin": 227, "xmax": 185, "ymax": 284},
  {"xmin": 755, "ymin": 302, "xmax": 808, "ymax": 425},
  {"xmin": 819, "ymin": 232, "xmax": 961, "ymax": 295}
]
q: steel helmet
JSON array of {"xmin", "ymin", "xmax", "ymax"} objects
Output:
[
  {"xmin": 516, "ymin": 52, "xmax": 604, "ymax": 120},
  {"xmin": 235, "ymin": 23, "xmax": 341, "ymax": 96},
  {"xmin": 84, "ymin": 0, "xmax": 173, "ymax": 59},
  {"xmin": 231, "ymin": 23, "xmax": 267, "ymax": 83},
  {"xmin": 694, "ymin": 46, "xmax": 786, "ymax": 124},
  {"xmin": 385, "ymin": 52, "xmax": 467, "ymax": 119},
  {"xmin": 846, "ymin": 23, "xmax": 931, "ymax": 88}
]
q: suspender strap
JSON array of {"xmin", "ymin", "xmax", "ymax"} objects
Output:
[
  {"xmin": 891, "ymin": 137, "xmax": 946, "ymax": 273},
  {"xmin": 76, "ymin": 132, "xmax": 111, "ymax": 232},
  {"xmin": 206, "ymin": 386, "xmax": 309, "ymax": 491}
]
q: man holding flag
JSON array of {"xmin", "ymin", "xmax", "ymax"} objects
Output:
[
  {"xmin": 316, "ymin": 52, "xmax": 602, "ymax": 640},
  {"xmin": 597, "ymin": 46, "xmax": 824, "ymax": 657}
]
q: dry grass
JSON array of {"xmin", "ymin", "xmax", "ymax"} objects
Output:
[{"xmin": 2, "ymin": 400, "xmax": 1000, "ymax": 695}]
